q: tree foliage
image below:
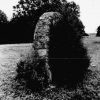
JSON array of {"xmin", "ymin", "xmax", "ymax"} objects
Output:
[
  {"xmin": 0, "ymin": 10, "xmax": 10, "ymax": 43},
  {"xmin": 12, "ymin": 0, "xmax": 90, "ymax": 92},
  {"xmin": 12, "ymin": 0, "xmax": 87, "ymax": 36},
  {"xmin": 15, "ymin": 11, "xmax": 90, "ymax": 92},
  {"xmin": 0, "ymin": 10, "xmax": 8, "ymax": 23},
  {"xmin": 96, "ymin": 26, "xmax": 100, "ymax": 36}
]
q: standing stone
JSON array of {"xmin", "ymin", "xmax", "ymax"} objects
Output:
[
  {"xmin": 33, "ymin": 12, "xmax": 63, "ymax": 89},
  {"xmin": 33, "ymin": 11, "xmax": 90, "ymax": 89}
]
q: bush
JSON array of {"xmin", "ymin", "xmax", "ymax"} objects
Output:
[
  {"xmin": 13, "ymin": 11, "xmax": 90, "ymax": 96},
  {"xmin": 96, "ymin": 26, "xmax": 100, "ymax": 36},
  {"xmin": 0, "ymin": 10, "xmax": 8, "ymax": 23},
  {"xmin": 12, "ymin": 0, "xmax": 86, "ymax": 40},
  {"xmin": 14, "ymin": 47, "xmax": 51, "ymax": 94},
  {"xmin": 48, "ymin": 13, "xmax": 90, "ymax": 89},
  {"xmin": 33, "ymin": 11, "xmax": 90, "ymax": 89}
]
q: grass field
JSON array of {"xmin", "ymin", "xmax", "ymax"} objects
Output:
[{"xmin": 0, "ymin": 34, "xmax": 100, "ymax": 99}]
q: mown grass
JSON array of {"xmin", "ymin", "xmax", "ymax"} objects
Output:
[
  {"xmin": 2, "ymin": 47, "xmax": 97, "ymax": 100},
  {"xmin": 1, "ymin": 35, "xmax": 100, "ymax": 99}
]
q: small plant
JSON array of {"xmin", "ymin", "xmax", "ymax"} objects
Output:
[{"xmin": 14, "ymin": 48, "xmax": 50, "ymax": 95}]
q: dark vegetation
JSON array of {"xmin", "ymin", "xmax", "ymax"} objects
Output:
[
  {"xmin": 0, "ymin": 10, "xmax": 33, "ymax": 44},
  {"xmin": 12, "ymin": 0, "xmax": 88, "ymax": 43},
  {"xmin": 96, "ymin": 26, "xmax": 100, "ymax": 36},
  {"xmin": 0, "ymin": 10, "xmax": 8, "ymax": 23},
  {"xmin": 0, "ymin": 0, "xmax": 88, "ymax": 44},
  {"xmin": 34, "ymin": 11, "xmax": 90, "ymax": 89},
  {"xmin": 0, "ymin": 22, "xmax": 33, "ymax": 44},
  {"xmin": 7, "ymin": 21, "xmax": 33, "ymax": 43},
  {"xmin": 14, "ymin": 48, "xmax": 50, "ymax": 94},
  {"xmin": 0, "ymin": 10, "xmax": 9, "ymax": 44},
  {"xmin": 13, "ymin": 0, "xmax": 90, "ymax": 96},
  {"xmin": 0, "ymin": 0, "xmax": 91, "ymax": 99}
]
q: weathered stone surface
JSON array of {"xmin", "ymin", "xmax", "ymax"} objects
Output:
[
  {"xmin": 33, "ymin": 12, "xmax": 62, "ymax": 51},
  {"xmin": 33, "ymin": 12, "xmax": 63, "ymax": 88}
]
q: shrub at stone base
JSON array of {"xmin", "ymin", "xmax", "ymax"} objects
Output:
[{"xmin": 14, "ymin": 48, "xmax": 50, "ymax": 94}]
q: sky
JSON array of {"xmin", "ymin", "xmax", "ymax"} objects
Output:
[
  {"xmin": 0, "ymin": 0, "xmax": 19, "ymax": 20},
  {"xmin": 0, "ymin": 0, "xmax": 100, "ymax": 33},
  {"xmin": 68, "ymin": 0, "xmax": 100, "ymax": 33}
]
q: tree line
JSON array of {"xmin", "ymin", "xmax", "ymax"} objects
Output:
[{"xmin": 0, "ymin": 0, "xmax": 89, "ymax": 44}]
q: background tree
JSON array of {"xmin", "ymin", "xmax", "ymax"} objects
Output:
[
  {"xmin": 0, "ymin": 10, "xmax": 10, "ymax": 44},
  {"xmin": 12, "ymin": 0, "xmax": 88, "ymax": 40},
  {"xmin": 13, "ymin": 0, "xmax": 90, "ymax": 92},
  {"xmin": 0, "ymin": 10, "xmax": 8, "ymax": 23},
  {"xmin": 96, "ymin": 26, "xmax": 100, "ymax": 36}
]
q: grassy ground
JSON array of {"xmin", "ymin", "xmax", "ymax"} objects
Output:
[{"xmin": 0, "ymin": 34, "xmax": 100, "ymax": 99}]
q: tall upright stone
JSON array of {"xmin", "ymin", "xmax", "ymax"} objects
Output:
[
  {"xmin": 33, "ymin": 11, "xmax": 90, "ymax": 89},
  {"xmin": 33, "ymin": 12, "xmax": 63, "ymax": 88}
]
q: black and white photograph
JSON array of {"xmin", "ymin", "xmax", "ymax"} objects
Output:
[{"xmin": 0, "ymin": 0, "xmax": 99, "ymax": 99}]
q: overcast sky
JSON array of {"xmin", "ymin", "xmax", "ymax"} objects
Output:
[
  {"xmin": 69, "ymin": 0, "xmax": 100, "ymax": 34},
  {"xmin": 0, "ymin": 0, "xmax": 100, "ymax": 33}
]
